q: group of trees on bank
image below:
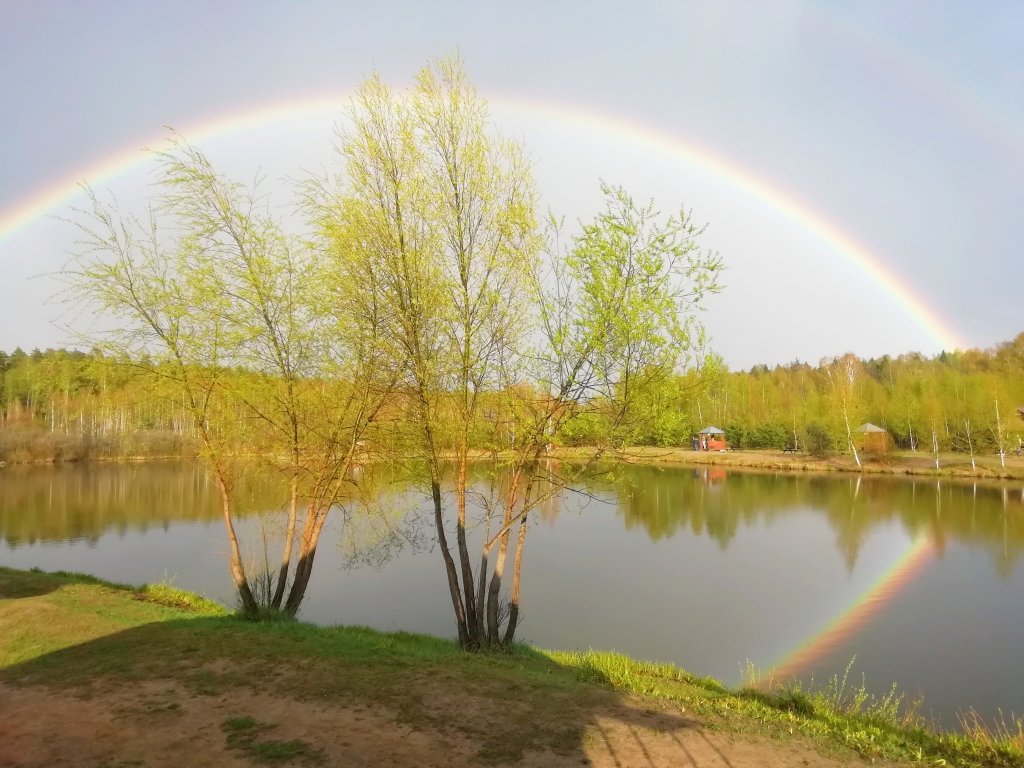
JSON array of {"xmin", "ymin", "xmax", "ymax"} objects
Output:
[
  {"xmin": 7, "ymin": 336, "xmax": 1022, "ymax": 463},
  {"xmin": 697, "ymin": 341, "xmax": 1024, "ymax": 459},
  {"xmin": 557, "ymin": 337, "xmax": 1024, "ymax": 460},
  {"xmin": 0, "ymin": 347, "xmax": 197, "ymax": 461},
  {"xmin": 2, "ymin": 57, "xmax": 721, "ymax": 647}
]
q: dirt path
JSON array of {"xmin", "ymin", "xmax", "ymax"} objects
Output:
[{"xmin": 0, "ymin": 677, "xmax": 888, "ymax": 768}]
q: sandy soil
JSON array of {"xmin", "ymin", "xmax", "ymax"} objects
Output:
[{"xmin": 0, "ymin": 675, "xmax": 894, "ymax": 768}]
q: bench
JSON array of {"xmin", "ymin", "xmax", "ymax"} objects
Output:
[{"xmin": 782, "ymin": 445, "xmax": 799, "ymax": 454}]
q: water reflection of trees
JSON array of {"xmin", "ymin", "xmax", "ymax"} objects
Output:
[
  {"xmin": 0, "ymin": 463, "xmax": 421, "ymax": 569},
  {"xmin": 0, "ymin": 463, "xmax": 222, "ymax": 546},
  {"xmin": 582, "ymin": 467, "xmax": 1024, "ymax": 576},
  {"xmin": 4, "ymin": 462, "xmax": 1023, "ymax": 578}
]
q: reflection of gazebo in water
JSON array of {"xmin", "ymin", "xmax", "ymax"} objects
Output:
[
  {"xmin": 697, "ymin": 426, "xmax": 728, "ymax": 452},
  {"xmin": 856, "ymin": 423, "xmax": 888, "ymax": 454}
]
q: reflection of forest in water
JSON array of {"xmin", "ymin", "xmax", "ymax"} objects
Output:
[
  {"xmin": 1, "ymin": 462, "xmax": 225, "ymax": 546},
  {"xmin": 3, "ymin": 462, "xmax": 1023, "ymax": 578},
  {"xmin": 0, "ymin": 462, "xmax": 416, "ymax": 562},
  {"xmin": 593, "ymin": 466, "xmax": 1024, "ymax": 577}
]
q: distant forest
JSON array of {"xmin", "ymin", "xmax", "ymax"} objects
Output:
[{"xmin": 3, "ymin": 333, "xmax": 1022, "ymax": 463}]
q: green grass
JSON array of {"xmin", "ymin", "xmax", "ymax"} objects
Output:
[
  {"xmin": 221, "ymin": 715, "xmax": 325, "ymax": 765},
  {"xmin": 556, "ymin": 650, "xmax": 1024, "ymax": 767},
  {"xmin": 2, "ymin": 566, "xmax": 1021, "ymax": 767}
]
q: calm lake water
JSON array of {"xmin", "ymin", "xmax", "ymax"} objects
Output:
[{"xmin": 2, "ymin": 460, "xmax": 1023, "ymax": 728}]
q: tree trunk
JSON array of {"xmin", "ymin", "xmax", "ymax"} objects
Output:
[
  {"xmin": 475, "ymin": 540, "xmax": 492, "ymax": 642},
  {"xmin": 432, "ymin": 479, "xmax": 470, "ymax": 648},
  {"xmin": 964, "ymin": 420, "xmax": 976, "ymax": 472},
  {"xmin": 455, "ymin": 446, "xmax": 479, "ymax": 647},
  {"xmin": 842, "ymin": 404, "xmax": 860, "ymax": 468},
  {"xmin": 484, "ymin": 469, "xmax": 522, "ymax": 645},
  {"xmin": 284, "ymin": 501, "xmax": 331, "ymax": 617},
  {"xmin": 474, "ymin": 495, "xmax": 497, "ymax": 642},
  {"xmin": 214, "ymin": 468, "xmax": 256, "ymax": 615},
  {"xmin": 284, "ymin": 548, "xmax": 317, "ymax": 618},
  {"xmin": 995, "ymin": 397, "xmax": 1006, "ymax": 470},
  {"xmin": 486, "ymin": 522, "xmax": 511, "ymax": 646},
  {"xmin": 503, "ymin": 507, "xmax": 530, "ymax": 646},
  {"xmin": 271, "ymin": 471, "xmax": 299, "ymax": 610}
]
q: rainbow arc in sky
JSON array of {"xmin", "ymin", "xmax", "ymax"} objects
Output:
[
  {"xmin": 0, "ymin": 93, "xmax": 965, "ymax": 351},
  {"xmin": 0, "ymin": 90, "xmax": 953, "ymax": 670}
]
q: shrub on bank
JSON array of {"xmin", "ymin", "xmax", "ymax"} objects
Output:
[{"xmin": 0, "ymin": 427, "xmax": 197, "ymax": 463}]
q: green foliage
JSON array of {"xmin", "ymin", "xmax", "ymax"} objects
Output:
[
  {"xmin": 749, "ymin": 422, "xmax": 788, "ymax": 449},
  {"xmin": 613, "ymin": 333, "xmax": 1024, "ymax": 459},
  {"xmin": 555, "ymin": 410, "xmax": 606, "ymax": 446},
  {"xmin": 804, "ymin": 423, "xmax": 832, "ymax": 458}
]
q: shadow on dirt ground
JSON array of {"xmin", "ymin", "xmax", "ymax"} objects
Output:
[{"xmin": 0, "ymin": 570, "xmax": 853, "ymax": 768}]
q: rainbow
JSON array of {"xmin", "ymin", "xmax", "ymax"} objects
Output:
[
  {"xmin": 769, "ymin": 535, "xmax": 935, "ymax": 681},
  {"xmin": 0, "ymin": 93, "xmax": 965, "ymax": 351}
]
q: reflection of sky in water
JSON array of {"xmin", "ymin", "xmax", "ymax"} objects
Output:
[{"xmin": 2, "ymin": 464, "xmax": 1023, "ymax": 728}]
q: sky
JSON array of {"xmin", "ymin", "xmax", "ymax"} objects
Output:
[{"xmin": 1, "ymin": 0, "xmax": 1021, "ymax": 370}]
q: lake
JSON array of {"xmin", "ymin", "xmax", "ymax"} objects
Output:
[{"xmin": 2, "ymin": 460, "xmax": 1022, "ymax": 728}]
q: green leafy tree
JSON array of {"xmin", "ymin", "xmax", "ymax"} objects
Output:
[
  {"xmin": 314, "ymin": 57, "xmax": 722, "ymax": 649},
  {"xmin": 62, "ymin": 137, "xmax": 394, "ymax": 617},
  {"xmin": 311, "ymin": 55, "xmax": 539, "ymax": 648}
]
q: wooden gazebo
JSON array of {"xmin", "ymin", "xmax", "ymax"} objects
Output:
[
  {"xmin": 698, "ymin": 426, "xmax": 728, "ymax": 452},
  {"xmin": 856, "ymin": 423, "xmax": 888, "ymax": 454}
]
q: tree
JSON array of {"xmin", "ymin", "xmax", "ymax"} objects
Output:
[
  {"xmin": 823, "ymin": 354, "xmax": 862, "ymax": 467},
  {"xmin": 63, "ymin": 137, "xmax": 395, "ymax": 617},
  {"xmin": 314, "ymin": 57, "xmax": 722, "ymax": 649},
  {"xmin": 489, "ymin": 183, "xmax": 722, "ymax": 643},
  {"xmin": 993, "ymin": 396, "xmax": 1008, "ymax": 469},
  {"xmin": 310, "ymin": 55, "xmax": 538, "ymax": 648}
]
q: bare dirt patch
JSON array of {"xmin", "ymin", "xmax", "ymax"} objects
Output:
[{"xmin": 0, "ymin": 677, "xmax": 889, "ymax": 768}]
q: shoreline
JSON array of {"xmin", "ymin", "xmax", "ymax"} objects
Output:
[
  {"xmin": 2, "ymin": 566, "xmax": 1021, "ymax": 767},
  {"xmin": 4, "ymin": 443, "xmax": 1024, "ymax": 483},
  {"xmin": 553, "ymin": 445, "xmax": 1024, "ymax": 482}
]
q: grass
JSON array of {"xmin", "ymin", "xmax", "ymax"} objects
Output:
[
  {"xmin": 2, "ymin": 566, "xmax": 1022, "ymax": 767},
  {"xmin": 537, "ymin": 650, "xmax": 1024, "ymax": 766},
  {"xmin": 221, "ymin": 715, "xmax": 325, "ymax": 765}
]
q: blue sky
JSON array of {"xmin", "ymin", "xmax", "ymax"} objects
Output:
[{"xmin": 1, "ymin": 1, "xmax": 1021, "ymax": 368}]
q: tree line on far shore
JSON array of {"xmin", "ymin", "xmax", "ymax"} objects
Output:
[{"xmin": 3, "ymin": 332, "xmax": 1023, "ymax": 463}]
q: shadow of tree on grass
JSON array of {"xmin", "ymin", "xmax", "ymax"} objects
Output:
[
  {"xmin": 0, "ymin": 567, "xmax": 64, "ymax": 599},
  {"xmin": 0, "ymin": 570, "xmax": 782, "ymax": 767}
]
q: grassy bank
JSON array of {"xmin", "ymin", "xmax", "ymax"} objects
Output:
[
  {"xmin": 1, "ymin": 567, "xmax": 1020, "ymax": 767},
  {"xmin": 555, "ymin": 445, "xmax": 1024, "ymax": 481},
  {"xmin": 4, "ymin": 430, "xmax": 1023, "ymax": 485}
]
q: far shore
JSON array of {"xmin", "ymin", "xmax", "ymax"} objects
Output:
[
  {"xmin": 3, "ymin": 442, "xmax": 1024, "ymax": 482},
  {"xmin": 553, "ymin": 445, "xmax": 1024, "ymax": 482}
]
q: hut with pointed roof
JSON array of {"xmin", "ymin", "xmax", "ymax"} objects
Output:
[{"xmin": 856, "ymin": 423, "xmax": 888, "ymax": 454}]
